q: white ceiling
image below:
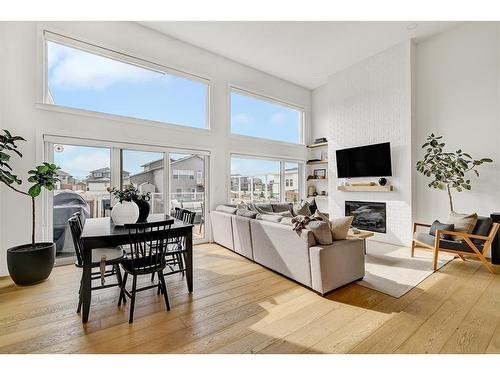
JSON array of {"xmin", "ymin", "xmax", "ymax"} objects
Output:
[{"xmin": 140, "ymin": 21, "xmax": 458, "ymax": 89}]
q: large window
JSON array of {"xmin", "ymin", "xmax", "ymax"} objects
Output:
[
  {"xmin": 230, "ymin": 88, "xmax": 303, "ymax": 144},
  {"xmin": 230, "ymin": 156, "xmax": 302, "ymax": 204},
  {"xmin": 45, "ymin": 33, "xmax": 209, "ymax": 129}
]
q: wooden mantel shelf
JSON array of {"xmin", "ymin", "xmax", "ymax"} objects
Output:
[{"xmin": 337, "ymin": 185, "xmax": 394, "ymax": 192}]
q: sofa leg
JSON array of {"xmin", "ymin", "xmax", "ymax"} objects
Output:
[{"xmin": 411, "ymin": 240, "xmax": 416, "ymax": 257}]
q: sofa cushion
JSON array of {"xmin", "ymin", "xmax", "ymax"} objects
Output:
[
  {"xmin": 414, "ymin": 232, "xmax": 482, "ymax": 253},
  {"xmin": 236, "ymin": 209, "xmax": 258, "ymax": 218},
  {"xmin": 329, "ymin": 216, "xmax": 354, "ymax": 240},
  {"xmin": 447, "ymin": 212, "xmax": 478, "ymax": 240},
  {"xmin": 216, "ymin": 205, "xmax": 237, "ymax": 215},
  {"xmin": 256, "ymin": 213, "xmax": 283, "ymax": 223},
  {"xmin": 247, "ymin": 202, "xmax": 273, "ymax": 213},
  {"xmin": 308, "ymin": 221, "xmax": 333, "ymax": 245},
  {"xmin": 280, "ymin": 217, "xmax": 294, "ymax": 226},
  {"xmin": 472, "ymin": 216, "xmax": 493, "ymax": 245},
  {"xmin": 272, "ymin": 203, "xmax": 293, "ymax": 214},
  {"xmin": 429, "ymin": 220, "xmax": 454, "ymax": 240}
]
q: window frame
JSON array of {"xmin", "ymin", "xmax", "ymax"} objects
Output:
[
  {"xmin": 229, "ymin": 153, "xmax": 304, "ymax": 205},
  {"xmin": 41, "ymin": 30, "xmax": 211, "ymax": 131},
  {"xmin": 229, "ymin": 86, "xmax": 305, "ymax": 145}
]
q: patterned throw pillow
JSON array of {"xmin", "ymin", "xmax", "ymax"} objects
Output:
[
  {"xmin": 312, "ymin": 210, "xmax": 329, "ymax": 222},
  {"xmin": 307, "ymin": 221, "xmax": 333, "ymax": 245},
  {"xmin": 292, "ymin": 201, "xmax": 311, "ymax": 217},
  {"xmin": 329, "ymin": 216, "xmax": 354, "ymax": 240}
]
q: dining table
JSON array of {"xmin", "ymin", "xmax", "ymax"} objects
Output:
[{"xmin": 79, "ymin": 214, "xmax": 194, "ymax": 323}]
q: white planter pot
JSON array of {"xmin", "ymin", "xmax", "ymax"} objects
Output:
[{"xmin": 111, "ymin": 201, "xmax": 139, "ymax": 226}]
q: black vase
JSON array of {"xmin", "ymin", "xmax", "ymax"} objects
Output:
[
  {"xmin": 134, "ymin": 199, "xmax": 151, "ymax": 222},
  {"xmin": 7, "ymin": 242, "xmax": 55, "ymax": 285},
  {"xmin": 378, "ymin": 177, "xmax": 387, "ymax": 186}
]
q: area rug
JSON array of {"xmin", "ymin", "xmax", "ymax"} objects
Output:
[{"xmin": 355, "ymin": 241, "xmax": 455, "ymax": 298}]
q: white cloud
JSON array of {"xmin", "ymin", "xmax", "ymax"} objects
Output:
[
  {"xmin": 231, "ymin": 112, "xmax": 254, "ymax": 126},
  {"xmin": 270, "ymin": 112, "xmax": 287, "ymax": 124},
  {"xmin": 48, "ymin": 42, "xmax": 160, "ymax": 90}
]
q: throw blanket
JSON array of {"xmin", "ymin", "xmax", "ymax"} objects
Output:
[{"xmin": 291, "ymin": 211, "xmax": 328, "ymax": 232}]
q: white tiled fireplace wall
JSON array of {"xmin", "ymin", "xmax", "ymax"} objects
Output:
[{"xmin": 326, "ymin": 41, "xmax": 414, "ymax": 245}]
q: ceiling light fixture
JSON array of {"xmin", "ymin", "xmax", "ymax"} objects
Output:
[{"xmin": 407, "ymin": 23, "xmax": 418, "ymax": 30}]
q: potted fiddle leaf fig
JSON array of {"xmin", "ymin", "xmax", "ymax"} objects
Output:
[
  {"xmin": 1, "ymin": 129, "xmax": 60, "ymax": 285},
  {"xmin": 416, "ymin": 133, "xmax": 492, "ymax": 212}
]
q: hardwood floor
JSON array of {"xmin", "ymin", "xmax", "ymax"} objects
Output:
[{"xmin": 0, "ymin": 242, "xmax": 499, "ymax": 354}]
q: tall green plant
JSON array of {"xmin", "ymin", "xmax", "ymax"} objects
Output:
[
  {"xmin": 416, "ymin": 134, "xmax": 492, "ymax": 212},
  {"xmin": 0, "ymin": 130, "xmax": 60, "ymax": 246}
]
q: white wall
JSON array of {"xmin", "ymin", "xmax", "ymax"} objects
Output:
[
  {"xmin": 0, "ymin": 21, "xmax": 311, "ymax": 276},
  {"xmin": 414, "ymin": 22, "xmax": 500, "ymax": 223},
  {"xmin": 326, "ymin": 42, "xmax": 414, "ymax": 245}
]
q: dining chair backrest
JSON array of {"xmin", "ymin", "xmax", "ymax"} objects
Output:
[
  {"xmin": 181, "ymin": 209, "xmax": 196, "ymax": 225},
  {"xmin": 124, "ymin": 220, "xmax": 172, "ymax": 272},
  {"xmin": 173, "ymin": 207, "xmax": 184, "ymax": 220},
  {"xmin": 68, "ymin": 215, "xmax": 84, "ymax": 266}
]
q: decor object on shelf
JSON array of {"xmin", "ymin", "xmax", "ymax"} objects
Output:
[
  {"xmin": 313, "ymin": 169, "xmax": 326, "ymax": 179},
  {"xmin": 320, "ymin": 151, "xmax": 328, "ymax": 161},
  {"xmin": 1, "ymin": 129, "xmax": 60, "ymax": 285},
  {"xmin": 308, "ymin": 186, "xmax": 316, "ymax": 196},
  {"xmin": 108, "ymin": 184, "xmax": 150, "ymax": 225},
  {"xmin": 416, "ymin": 133, "xmax": 492, "ymax": 212},
  {"xmin": 314, "ymin": 137, "xmax": 327, "ymax": 144},
  {"xmin": 378, "ymin": 177, "xmax": 387, "ymax": 186}
]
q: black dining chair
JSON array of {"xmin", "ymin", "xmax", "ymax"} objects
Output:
[
  {"xmin": 68, "ymin": 214, "xmax": 126, "ymax": 315},
  {"xmin": 120, "ymin": 220, "xmax": 172, "ymax": 323}
]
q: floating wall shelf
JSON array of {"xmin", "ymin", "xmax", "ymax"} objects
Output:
[
  {"xmin": 307, "ymin": 160, "xmax": 328, "ymax": 165},
  {"xmin": 306, "ymin": 142, "xmax": 328, "ymax": 149},
  {"xmin": 337, "ymin": 185, "xmax": 393, "ymax": 192}
]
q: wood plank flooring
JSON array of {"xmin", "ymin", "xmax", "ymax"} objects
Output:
[{"xmin": 0, "ymin": 242, "xmax": 499, "ymax": 354}]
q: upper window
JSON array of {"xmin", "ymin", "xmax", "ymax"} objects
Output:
[
  {"xmin": 45, "ymin": 35, "xmax": 209, "ymax": 129},
  {"xmin": 230, "ymin": 88, "xmax": 303, "ymax": 144}
]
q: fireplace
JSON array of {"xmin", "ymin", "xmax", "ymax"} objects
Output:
[{"xmin": 345, "ymin": 201, "xmax": 386, "ymax": 233}]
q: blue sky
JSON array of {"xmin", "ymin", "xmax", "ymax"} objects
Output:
[
  {"xmin": 231, "ymin": 91, "xmax": 301, "ymax": 144},
  {"xmin": 48, "ymin": 41, "xmax": 301, "ymax": 178}
]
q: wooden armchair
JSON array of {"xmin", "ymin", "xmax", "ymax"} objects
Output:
[{"xmin": 411, "ymin": 220, "xmax": 499, "ymax": 274}]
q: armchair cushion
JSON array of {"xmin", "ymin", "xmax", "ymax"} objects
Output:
[
  {"xmin": 429, "ymin": 220, "xmax": 455, "ymax": 240},
  {"xmin": 414, "ymin": 232, "xmax": 483, "ymax": 253}
]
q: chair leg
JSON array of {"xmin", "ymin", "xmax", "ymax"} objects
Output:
[
  {"xmin": 411, "ymin": 240, "xmax": 416, "ymax": 257},
  {"xmin": 177, "ymin": 253, "xmax": 185, "ymax": 276},
  {"xmin": 158, "ymin": 271, "xmax": 170, "ymax": 311},
  {"xmin": 115, "ymin": 265, "xmax": 123, "ymax": 305},
  {"xmin": 475, "ymin": 252, "xmax": 495, "ymax": 274},
  {"xmin": 129, "ymin": 275, "xmax": 137, "ymax": 324},
  {"xmin": 433, "ymin": 246, "xmax": 439, "ymax": 271},
  {"xmin": 457, "ymin": 253, "xmax": 466, "ymax": 261},
  {"xmin": 151, "ymin": 272, "xmax": 155, "ymax": 283},
  {"xmin": 77, "ymin": 276, "xmax": 83, "ymax": 313},
  {"xmin": 119, "ymin": 271, "xmax": 128, "ymax": 306}
]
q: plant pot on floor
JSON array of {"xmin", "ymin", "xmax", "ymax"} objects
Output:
[
  {"xmin": 111, "ymin": 201, "xmax": 139, "ymax": 226},
  {"xmin": 7, "ymin": 242, "xmax": 55, "ymax": 285},
  {"xmin": 134, "ymin": 199, "xmax": 150, "ymax": 222}
]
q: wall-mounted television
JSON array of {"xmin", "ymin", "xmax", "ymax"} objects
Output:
[{"xmin": 336, "ymin": 142, "xmax": 392, "ymax": 178}]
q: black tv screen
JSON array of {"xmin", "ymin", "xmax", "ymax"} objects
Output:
[{"xmin": 336, "ymin": 142, "xmax": 392, "ymax": 178}]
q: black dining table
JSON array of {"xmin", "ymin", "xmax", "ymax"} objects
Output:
[{"xmin": 79, "ymin": 214, "xmax": 193, "ymax": 323}]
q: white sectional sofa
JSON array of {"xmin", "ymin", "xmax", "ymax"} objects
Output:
[{"xmin": 210, "ymin": 205, "xmax": 365, "ymax": 295}]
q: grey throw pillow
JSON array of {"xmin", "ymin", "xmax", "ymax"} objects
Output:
[
  {"xmin": 429, "ymin": 220, "xmax": 455, "ymax": 240},
  {"xmin": 329, "ymin": 216, "xmax": 354, "ymax": 240},
  {"xmin": 307, "ymin": 221, "xmax": 333, "ymax": 245}
]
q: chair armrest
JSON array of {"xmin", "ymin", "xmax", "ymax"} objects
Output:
[
  {"xmin": 413, "ymin": 222, "xmax": 431, "ymax": 232},
  {"xmin": 436, "ymin": 229, "xmax": 490, "ymax": 241}
]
